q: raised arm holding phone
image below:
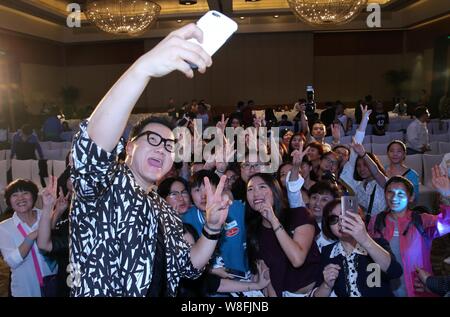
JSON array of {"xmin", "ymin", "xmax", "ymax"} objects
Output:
[{"xmin": 69, "ymin": 21, "xmax": 236, "ymax": 297}]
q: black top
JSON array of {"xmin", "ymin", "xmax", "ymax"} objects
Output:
[
  {"xmin": 369, "ymin": 111, "xmax": 390, "ymax": 135},
  {"xmin": 317, "ymin": 238, "xmax": 403, "ymax": 297},
  {"xmin": 257, "ymin": 207, "xmax": 321, "ymax": 296}
]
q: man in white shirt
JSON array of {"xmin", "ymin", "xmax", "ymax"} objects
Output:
[{"xmin": 406, "ymin": 106, "xmax": 431, "ymax": 155}]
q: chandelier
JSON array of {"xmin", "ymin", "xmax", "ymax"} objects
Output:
[
  {"xmin": 287, "ymin": 0, "xmax": 368, "ymax": 26},
  {"xmin": 85, "ymin": 0, "xmax": 161, "ymax": 35}
]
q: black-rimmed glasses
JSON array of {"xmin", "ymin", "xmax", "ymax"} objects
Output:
[
  {"xmin": 131, "ymin": 131, "xmax": 176, "ymax": 153},
  {"xmin": 328, "ymin": 215, "xmax": 340, "ymax": 225}
]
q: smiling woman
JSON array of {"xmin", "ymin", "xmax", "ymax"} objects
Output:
[{"xmin": 0, "ymin": 179, "xmax": 58, "ymax": 297}]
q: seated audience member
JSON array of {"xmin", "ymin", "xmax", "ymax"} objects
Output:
[
  {"xmin": 183, "ymin": 170, "xmax": 248, "ymax": 283},
  {"xmin": 385, "ymin": 140, "xmax": 419, "ymax": 203},
  {"xmin": 369, "ymin": 101, "xmax": 389, "ymax": 136},
  {"xmin": 303, "ymin": 119, "xmax": 332, "ymax": 152},
  {"xmin": 246, "ymin": 173, "xmax": 321, "ymax": 297},
  {"xmin": 335, "ymin": 102, "xmax": 349, "ymax": 136},
  {"xmin": 10, "ymin": 124, "xmax": 44, "ymax": 160},
  {"xmin": 224, "ymin": 165, "xmax": 240, "ymax": 193},
  {"xmin": 279, "ymin": 114, "xmax": 293, "ymax": 127},
  {"xmin": 368, "ymin": 172, "xmax": 450, "ymax": 297},
  {"xmin": 278, "ymin": 162, "xmax": 293, "ymax": 191},
  {"xmin": 0, "ymin": 179, "xmax": 58, "ymax": 297},
  {"xmin": 406, "ymin": 106, "xmax": 431, "ymax": 155},
  {"xmin": 340, "ymin": 105, "xmax": 387, "ymax": 222},
  {"xmin": 42, "ymin": 109, "xmax": 63, "ymax": 141},
  {"xmin": 313, "ymin": 199, "xmax": 403, "ymax": 297}
]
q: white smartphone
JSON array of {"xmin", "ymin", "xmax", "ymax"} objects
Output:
[
  {"xmin": 188, "ymin": 10, "xmax": 238, "ymax": 66},
  {"xmin": 341, "ymin": 196, "xmax": 358, "ymax": 215}
]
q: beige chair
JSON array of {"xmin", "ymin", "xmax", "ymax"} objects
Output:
[
  {"xmin": 371, "ymin": 143, "xmax": 387, "ymax": 156},
  {"xmin": 430, "ymin": 133, "xmax": 449, "ymax": 143},
  {"xmin": 386, "ymin": 131, "xmax": 404, "ymax": 141},
  {"xmin": 0, "ymin": 160, "xmax": 7, "ymax": 192},
  {"xmin": 51, "ymin": 160, "xmax": 67, "ymax": 178},
  {"xmin": 429, "ymin": 141, "xmax": 440, "ymax": 155},
  {"xmin": 371, "ymin": 135, "xmax": 391, "ymax": 144},
  {"xmin": 376, "ymin": 154, "xmax": 389, "ymax": 168},
  {"xmin": 11, "ymin": 159, "xmax": 33, "ymax": 181},
  {"xmin": 438, "ymin": 142, "xmax": 450, "ymax": 154},
  {"xmin": 423, "ymin": 154, "xmax": 445, "ymax": 188},
  {"xmin": 405, "ymin": 154, "xmax": 423, "ymax": 184},
  {"xmin": 43, "ymin": 149, "xmax": 63, "ymax": 160}
]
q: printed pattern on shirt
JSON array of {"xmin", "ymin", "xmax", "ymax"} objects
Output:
[{"xmin": 69, "ymin": 120, "xmax": 201, "ymax": 297}]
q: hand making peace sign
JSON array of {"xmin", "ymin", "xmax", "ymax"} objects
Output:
[{"xmin": 204, "ymin": 175, "xmax": 231, "ymax": 231}]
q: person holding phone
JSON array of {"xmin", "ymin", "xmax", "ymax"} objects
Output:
[
  {"xmin": 69, "ymin": 23, "xmax": 233, "ymax": 297},
  {"xmin": 313, "ymin": 198, "xmax": 403, "ymax": 297},
  {"xmin": 368, "ymin": 170, "xmax": 450, "ymax": 297}
]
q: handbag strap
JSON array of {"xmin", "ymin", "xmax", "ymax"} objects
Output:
[
  {"xmin": 17, "ymin": 223, "xmax": 43, "ymax": 287},
  {"xmin": 365, "ymin": 186, "xmax": 377, "ymax": 225}
]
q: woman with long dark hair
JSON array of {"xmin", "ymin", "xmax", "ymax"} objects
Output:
[{"xmin": 245, "ymin": 173, "xmax": 321, "ymax": 297}]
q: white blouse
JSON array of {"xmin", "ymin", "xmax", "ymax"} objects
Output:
[{"xmin": 0, "ymin": 209, "xmax": 58, "ymax": 297}]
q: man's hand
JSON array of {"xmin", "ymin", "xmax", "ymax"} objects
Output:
[{"xmin": 134, "ymin": 23, "xmax": 212, "ymax": 79}]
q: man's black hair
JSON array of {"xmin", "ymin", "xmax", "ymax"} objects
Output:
[{"xmin": 129, "ymin": 116, "xmax": 175, "ymax": 141}]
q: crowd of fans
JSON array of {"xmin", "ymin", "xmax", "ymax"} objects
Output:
[{"xmin": 0, "ymin": 95, "xmax": 449, "ymax": 298}]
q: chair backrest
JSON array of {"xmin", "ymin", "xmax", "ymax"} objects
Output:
[
  {"xmin": 43, "ymin": 149, "xmax": 62, "ymax": 160},
  {"xmin": 371, "ymin": 135, "xmax": 391, "ymax": 144},
  {"xmin": 371, "ymin": 143, "xmax": 387, "ymax": 155},
  {"xmin": 423, "ymin": 154, "xmax": 445, "ymax": 187},
  {"xmin": 0, "ymin": 150, "xmax": 5, "ymax": 161},
  {"xmin": 50, "ymin": 160, "xmax": 67, "ymax": 178},
  {"xmin": 39, "ymin": 141, "xmax": 52, "ymax": 151},
  {"xmin": 31, "ymin": 160, "xmax": 50, "ymax": 190},
  {"xmin": 429, "ymin": 141, "xmax": 440, "ymax": 155},
  {"xmin": 430, "ymin": 133, "xmax": 449, "ymax": 143},
  {"xmin": 11, "ymin": 159, "xmax": 33, "ymax": 181},
  {"xmin": 404, "ymin": 154, "xmax": 423, "ymax": 184},
  {"xmin": 363, "ymin": 135, "xmax": 371, "ymax": 144},
  {"xmin": 363, "ymin": 143, "xmax": 372, "ymax": 153},
  {"xmin": 0, "ymin": 160, "xmax": 7, "ymax": 192},
  {"xmin": 386, "ymin": 131, "xmax": 404, "ymax": 141},
  {"xmin": 438, "ymin": 142, "xmax": 450, "ymax": 155},
  {"xmin": 387, "ymin": 122, "xmax": 403, "ymax": 132}
]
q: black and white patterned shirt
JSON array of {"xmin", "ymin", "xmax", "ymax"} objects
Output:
[
  {"xmin": 69, "ymin": 120, "xmax": 201, "ymax": 297},
  {"xmin": 330, "ymin": 242, "xmax": 368, "ymax": 297}
]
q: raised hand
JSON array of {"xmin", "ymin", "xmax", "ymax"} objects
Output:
[
  {"xmin": 431, "ymin": 165, "xmax": 450, "ymax": 197},
  {"xmin": 331, "ymin": 123, "xmax": 341, "ymax": 143},
  {"xmin": 204, "ymin": 175, "xmax": 231, "ymax": 230},
  {"xmin": 257, "ymin": 202, "xmax": 278, "ymax": 227},
  {"xmin": 216, "ymin": 114, "xmax": 229, "ymax": 134},
  {"xmin": 54, "ymin": 187, "xmax": 70, "ymax": 217},
  {"xmin": 291, "ymin": 143, "xmax": 308, "ymax": 167},
  {"xmin": 351, "ymin": 137, "xmax": 366, "ymax": 157},
  {"xmin": 360, "ymin": 104, "xmax": 372, "ymax": 121},
  {"xmin": 41, "ymin": 176, "xmax": 58, "ymax": 211},
  {"xmin": 135, "ymin": 23, "xmax": 212, "ymax": 79}
]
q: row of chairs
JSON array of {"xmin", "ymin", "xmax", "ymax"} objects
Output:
[
  {"xmin": 367, "ymin": 141, "xmax": 450, "ymax": 156},
  {"xmin": 0, "ymin": 148, "xmax": 70, "ymax": 161},
  {"xmin": 325, "ymin": 132, "xmax": 450, "ymax": 145},
  {"xmin": 0, "ymin": 159, "xmax": 67, "ymax": 213}
]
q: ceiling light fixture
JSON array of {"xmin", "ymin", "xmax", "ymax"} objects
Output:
[
  {"xmin": 287, "ymin": 0, "xmax": 368, "ymax": 25},
  {"xmin": 85, "ymin": 0, "xmax": 161, "ymax": 36},
  {"xmin": 179, "ymin": 0, "xmax": 197, "ymax": 4}
]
